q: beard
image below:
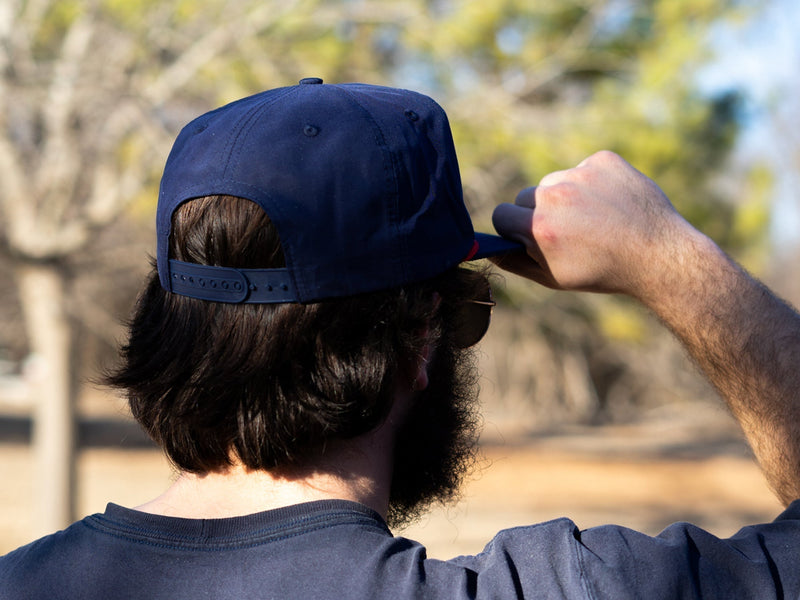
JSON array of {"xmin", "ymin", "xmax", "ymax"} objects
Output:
[{"xmin": 385, "ymin": 343, "xmax": 483, "ymax": 530}]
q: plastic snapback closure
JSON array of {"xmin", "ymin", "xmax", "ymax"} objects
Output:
[{"xmin": 168, "ymin": 259, "xmax": 296, "ymax": 303}]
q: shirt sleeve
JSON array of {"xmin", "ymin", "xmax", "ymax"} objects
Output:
[{"xmin": 449, "ymin": 501, "xmax": 800, "ymax": 600}]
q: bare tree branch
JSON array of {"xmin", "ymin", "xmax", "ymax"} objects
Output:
[
  {"xmin": 0, "ymin": 137, "xmax": 30, "ymax": 246},
  {"xmin": 36, "ymin": 13, "xmax": 95, "ymax": 219},
  {"xmin": 142, "ymin": 0, "xmax": 305, "ymax": 106},
  {"xmin": 84, "ymin": 101, "xmax": 159, "ymax": 225},
  {"xmin": 12, "ymin": 0, "xmax": 52, "ymax": 87},
  {"xmin": 0, "ymin": 0, "xmax": 18, "ymax": 75}
]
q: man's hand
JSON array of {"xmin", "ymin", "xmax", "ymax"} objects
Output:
[
  {"xmin": 492, "ymin": 150, "xmax": 800, "ymax": 506},
  {"xmin": 491, "ymin": 150, "xmax": 697, "ymax": 301}
]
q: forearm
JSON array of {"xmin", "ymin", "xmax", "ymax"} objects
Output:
[
  {"xmin": 493, "ymin": 151, "xmax": 800, "ymax": 504},
  {"xmin": 639, "ymin": 227, "xmax": 800, "ymax": 505}
]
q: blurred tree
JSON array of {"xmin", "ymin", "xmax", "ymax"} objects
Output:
[
  {"xmin": 0, "ymin": 0, "xmax": 769, "ymax": 536},
  {"xmin": 384, "ymin": 0, "xmax": 771, "ymax": 426},
  {"xmin": 383, "ymin": 0, "xmax": 764, "ymax": 240},
  {"xmin": 0, "ymin": 0, "xmax": 413, "ymax": 535}
]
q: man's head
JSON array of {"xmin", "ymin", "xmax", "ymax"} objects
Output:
[{"xmin": 109, "ymin": 80, "xmax": 521, "ymax": 526}]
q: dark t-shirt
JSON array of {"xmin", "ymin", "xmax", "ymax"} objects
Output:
[{"xmin": 2, "ymin": 499, "xmax": 799, "ymax": 599}]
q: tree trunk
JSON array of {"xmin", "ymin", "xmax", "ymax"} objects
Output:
[{"xmin": 14, "ymin": 261, "xmax": 76, "ymax": 537}]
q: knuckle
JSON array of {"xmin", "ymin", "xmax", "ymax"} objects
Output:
[
  {"xmin": 538, "ymin": 169, "xmax": 566, "ymax": 187},
  {"xmin": 592, "ymin": 149, "xmax": 619, "ymax": 163},
  {"xmin": 532, "ymin": 212, "xmax": 559, "ymax": 246},
  {"xmin": 541, "ymin": 180, "xmax": 578, "ymax": 204}
]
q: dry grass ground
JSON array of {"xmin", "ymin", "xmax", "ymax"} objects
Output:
[{"xmin": 0, "ymin": 399, "xmax": 783, "ymax": 559}]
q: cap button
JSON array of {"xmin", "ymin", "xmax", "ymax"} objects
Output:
[{"xmin": 299, "ymin": 77, "xmax": 323, "ymax": 85}]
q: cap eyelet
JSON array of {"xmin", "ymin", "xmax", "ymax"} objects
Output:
[
  {"xmin": 405, "ymin": 109, "xmax": 419, "ymax": 122},
  {"xmin": 304, "ymin": 125, "xmax": 320, "ymax": 137}
]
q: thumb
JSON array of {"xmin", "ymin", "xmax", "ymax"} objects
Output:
[
  {"xmin": 491, "ymin": 203, "xmax": 556, "ymax": 287},
  {"xmin": 491, "ymin": 202, "xmax": 534, "ymax": 245}
]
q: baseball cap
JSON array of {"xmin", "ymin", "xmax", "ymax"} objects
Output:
[{"xmin": 156, "ymin": 78, "xmax": 523, "ymax": 303}]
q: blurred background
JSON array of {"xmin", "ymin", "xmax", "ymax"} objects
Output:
[{"xmin": 0, "ymin": 0, "xmax": 797, "ymax": 557}]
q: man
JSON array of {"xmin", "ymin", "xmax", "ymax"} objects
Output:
[{"xmin": 1, "ymin": 79, "xmax": 798, "ymax": 598}]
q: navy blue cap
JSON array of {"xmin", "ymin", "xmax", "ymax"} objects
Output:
[{"xmin": 157, "ymin": 79, "xmax": 523, "ymax": 303}]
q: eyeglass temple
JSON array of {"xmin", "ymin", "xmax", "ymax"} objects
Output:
[{"xmin": 468, "ymin": 299, "xmax": 496, "ymax": 307}]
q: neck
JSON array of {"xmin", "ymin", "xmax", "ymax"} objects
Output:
[{"xmin": 135, "ymin": 423, "xmax": 396, "ymax": 521}]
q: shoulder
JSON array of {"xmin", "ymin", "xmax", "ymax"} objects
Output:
[
  {"xmin": 434, "ymin": 517, "xmax": 588, "ymax": 597},
  {"xmin": 0, "ymin": 516, "xmax": 105, "ymax": 598},
  {"xmin": 447, "ymin": 502, "xmax": 800, "ymax": 599}
]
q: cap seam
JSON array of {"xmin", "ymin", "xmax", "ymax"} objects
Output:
[
  {"xmin": 218, "ymin": 86, "xmax": 300, "ymax": 295},
  {"xmin": 222, "ymin": 87, "xmax": 296, "ymax": 180},
  {"xmin": 337, "ymin": 85, "xmax": 404, "ymax": 289}
]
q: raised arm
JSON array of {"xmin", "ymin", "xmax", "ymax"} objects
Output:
[{"xmin": 492, "ymin": 150, "xmax": 800, "ymax": 506}]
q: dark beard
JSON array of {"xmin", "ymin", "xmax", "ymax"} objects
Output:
[{"xmin": 385, "ymin": 343, "xmax": 482, "ymax": 529}]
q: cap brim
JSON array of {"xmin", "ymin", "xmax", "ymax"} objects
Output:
[{"xmin": 469, "ymin": 232, "xmax": 525, "ymax": 260}]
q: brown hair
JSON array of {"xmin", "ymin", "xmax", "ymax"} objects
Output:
[{"xmin": 106, "ymin": 196, "xmax": 486, "ymax": 473}]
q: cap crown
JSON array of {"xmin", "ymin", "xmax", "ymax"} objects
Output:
[{"xmin": 157, "ymin": 80, "xmax": 483, "ymax": 302}]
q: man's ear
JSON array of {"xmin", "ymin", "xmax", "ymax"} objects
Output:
[
  {"xmin": 412, "ymin": 340, "xmax": 431, "ymax": 392},
  {"xmin": 412, "ymin": 292, "xmax": 442, "ymax": 393}
]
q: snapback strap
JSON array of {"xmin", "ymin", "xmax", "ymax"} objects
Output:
[{"xmin": 168, "ymin": 259, "xmax": 297, "ymax": 303}]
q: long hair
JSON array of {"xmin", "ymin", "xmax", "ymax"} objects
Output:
[{"xmin": 105, "ymin": 195, "xmax": 486, "ymax": 473}]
